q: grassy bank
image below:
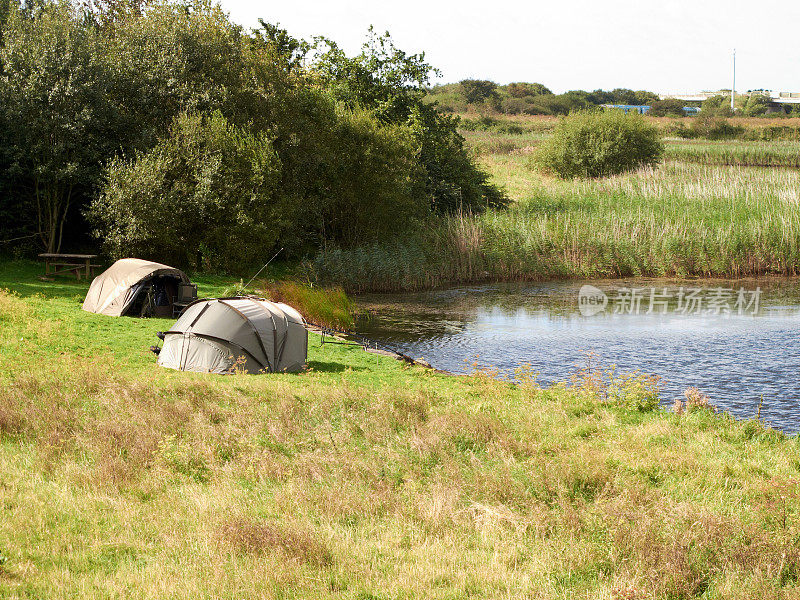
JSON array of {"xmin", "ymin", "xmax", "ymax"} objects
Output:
[{"xmin": 2, "ymin": 262, "xmax": 800, "ymax": 598}]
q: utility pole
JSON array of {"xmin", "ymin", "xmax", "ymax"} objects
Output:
[{"xmin": 731, "ymin": 49, "xmax": 736, "ymax": 112}]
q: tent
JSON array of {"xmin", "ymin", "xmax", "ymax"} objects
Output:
[
  {"xmin": 82, "ymin": 258, "xmax": 190, "ymax": 317},
  {"xmin": 157, "ymin": 297, "xmax": 307, "ymax": 374}
]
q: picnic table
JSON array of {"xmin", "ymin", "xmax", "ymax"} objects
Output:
[{"xmin": 38, "ymin": 253, "xmax": 100, "ymax": 280}]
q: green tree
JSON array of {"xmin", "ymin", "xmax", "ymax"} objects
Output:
[
  {"xmin": 702, "ymin": 94, "xmax": 733, "ymax": 117},
  {"xmin": 648, "ymin": 98, "xmax": 686, "ymax": 117},
  {"xmin": 459, "ymin": 79, "xmax": 498, "ymax": 104},
  {"xmin": 743, "ymin": 94, "xmax": 771, "ymax": 117},
  {"xmin": 90, "ymin": 112, "xmax": 282, "ymax": 271},
  {"xmin": 0, "ymin": 2, "xmax": 118, "ymax": 252},
  {"xmin": 535, "ymin": 110, "xmax": 664, "ymax": 178},
  {"xmin": 310, "ymin": 28, "xmax": 506, "ymax": 213},
  {"xmin": 506, "ymin": 82, "xmax": 551, "ymax": 98}
]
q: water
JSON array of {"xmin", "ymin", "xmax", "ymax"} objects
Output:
[{"xmin": 354, "ymin": 278, "xmax": 800, "ymax": 433}]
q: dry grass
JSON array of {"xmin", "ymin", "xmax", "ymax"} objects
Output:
[{"xmin": 2, "ymin": 283, "xmax": 800, "ymax": 598}]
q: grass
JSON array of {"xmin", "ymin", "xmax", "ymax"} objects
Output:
[
  {"xmin": 664, "ymin": 140, "xmax": 800, "ymax": 168},
  {"xmin": 312, "ymin": 118, "xmax": 800, "ymax": 292},
  {"xmin": 314, "ymin": 158, "xmax": 800, "ymax": 292},
  {"xmin": 3, "ymin": 260, "xmax": 800, "ymax": 598}
]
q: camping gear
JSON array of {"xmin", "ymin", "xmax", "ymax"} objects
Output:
[
  {"xmin": 82, "ymin": 258, "xmax": 190, "ymax": 317},
  {"xmin": 173, "ymin": 283, "xmax": 198, "ymax": 317},
  {"xmin": 156, "ymin": 297, "xmax": 307, "ymax": 374}
]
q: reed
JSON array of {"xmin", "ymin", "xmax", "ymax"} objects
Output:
[
  {"xmin": 314, "ymin": 160, "xmax": 800, "ymax": 292},
  {"xmin": 665, "ymin": 140, "xmax": 800, "ymax": 168}
]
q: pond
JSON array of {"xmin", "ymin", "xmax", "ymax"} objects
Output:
[{"xmin": 354, "ymin": 278, "xmax": 800, "ymax": 433}]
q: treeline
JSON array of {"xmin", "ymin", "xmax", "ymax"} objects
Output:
[
  {"xmin": 0, "ymin": 0, "xmax": 504, "ymax": 271},
  {"xmin": 427, "ymin": 80, "xmax": 800, "ymax": 118},
  {"xmin": 427, "ymin": 80, "xmax": 658, "ymax": 116}
]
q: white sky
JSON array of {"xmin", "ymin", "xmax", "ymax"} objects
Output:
[{"xmin": 222, "ymin": 0, "xmax": 799, "ymax": 94}]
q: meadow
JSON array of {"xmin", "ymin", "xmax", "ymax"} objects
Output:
[
  {"xmin": 3, "ymin": 260, "xmax": 800, "ymax": 599},
  {"xmin": 314, "ymin": 116, "xmax": 800, "ymax": 292}
]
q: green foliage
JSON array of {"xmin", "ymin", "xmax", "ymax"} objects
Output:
[
  {"xmin": 90, "ymin": 112, "xmax": 281, "ymax": 272},
  {"xmin": 320, "ymin": 107, "xmax": 427, "ymax": 244},
  {"xmin": 427, "ymin": 84, "xmax": 660, "ymax": 116},
  {"xmin": 92, "ymin": 108, "xmax": 427, "ymax": 271},
  {"xmin": 1, "ymin": 2, "xmax": 490, "ymax": 262},
  {"xmin": 0, "ymin": 2, "xmax": 117, "ymax": 251},
  {"xmin": 257, "ymin": 280, "xmax": 356, "ymax": 330},
  {"xmin": 311, "ymin": 28, "xmax": 507, "ymax": 214},
  {"xmin": 459, "ymin": 79, "xmax": 499, "ymax": 104},
  {"xmin": 535, "ymin": 110, "xmax": 664, "ymax": 178},
  {"xmin": 701, "ymin": 94, "xmax": 734, "ymax": 117},
  {"xmin": 668, "ymin": 116, "xmax": 745, "ymax": 140},
  {"xmin": 459, "ymin": 116, "xmax": 523, "ymax": 134},
  {"xmin": 647, "ymin": 98, "xmax": 687, "ymax": 117},
  {"xmin": 743, "ymin": 94, "xmax": 771, "ymax": 117},
  {"xmin": 506, "ymin": 82, "xmax": 551, "ymax": 98}
]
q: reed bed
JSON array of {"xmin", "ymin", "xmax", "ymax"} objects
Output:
[
  {"xmin": 665, "ymin": 141, "xmax": 800, "ymax": 168},
  {"xmin": 314, "ymin": 161, "xmax": 800, "ymax": 292}
]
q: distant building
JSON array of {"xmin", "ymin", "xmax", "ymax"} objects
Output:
[
  {"xmin": 602, "ymin": 104, "xmax": 701, "ymax": 116},
  {"xmin": 602, "ymin": 104, "xmax": 650, "ymax": 114}
]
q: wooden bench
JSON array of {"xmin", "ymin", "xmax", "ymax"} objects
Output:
[{"xmin": 39, "ymin": 253, "xmax": 100, "ymax": 280}]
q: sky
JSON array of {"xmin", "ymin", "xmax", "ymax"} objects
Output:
[{"xmin": 222, "ymin": 0, "xmax": 799, "ymax": 95}]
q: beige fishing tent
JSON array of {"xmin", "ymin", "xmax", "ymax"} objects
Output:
[
  {"xmin": 156, "ymin": 297, "xmax": 307, "ymax": 374},
  {"xmin": 82, "ymin": 258, "xmax": 190, "ymax": 317}
]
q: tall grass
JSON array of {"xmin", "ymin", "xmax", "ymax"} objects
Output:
[
  {"xmin": 665, "ymin": 140, "xmax": 800, "ymax": 168},
  {"xmin": 314, "ymin": 161, "xmax": 800, "ymax": 292},
  {"xmin": 257, "ymin": 280, "xmax": 356, "ymax": 330}
]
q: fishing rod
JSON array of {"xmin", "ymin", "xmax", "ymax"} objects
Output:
[{"xmin": 243, "ymin": 247, "xmax": 283, "ymax": 290}]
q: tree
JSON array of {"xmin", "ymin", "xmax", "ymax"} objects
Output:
[
  {"xmin": 459, "ymin": 79, "xmax": 498, "ymax": 104},
  {"xmin": 743, "ymin": 94, "xmax": 771, "ymax": 117},
  {"xmin": 648, "ymin": 98, "xmax": 686, "ymax": 117},
  {"xmin": 506, "ymin": 82, "xmax": 551, "ymax": 98},
  {"xmin": 310, "ymin": 28, "xmax": 506, "ymax": 213},
  {"xmin": 90, "ymin": 112, "xmax": 282, "ymax": 271},
  {"xmin": 701, "ymin": 94, "xmax": 733, "ymax": 117},
  {"xmin": 0, "ymin": 2, "xmax": 117, "ymax": 252}
]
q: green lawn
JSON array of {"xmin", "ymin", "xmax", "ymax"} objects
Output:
[{"xmin": 2, "ymin": 260, "xmax": 800, "ymax": 599}]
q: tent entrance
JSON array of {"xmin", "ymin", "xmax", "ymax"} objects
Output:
[{"xmin": 126, "ymin": 275, "xmax": 182, "ymax": 317}]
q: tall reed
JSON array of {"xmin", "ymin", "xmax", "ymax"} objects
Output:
[{"xmin": 313, "ymin": 161, "xmax": 800, "ymax": 292}]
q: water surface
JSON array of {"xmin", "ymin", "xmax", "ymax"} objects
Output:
[{"xmin": 355, "ymin": 278, "xmax": 800, "ymax": 432}]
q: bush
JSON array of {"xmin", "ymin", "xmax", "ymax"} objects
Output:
[
  {"xmin": 90, "ymin": 112, "xmax": 282, "ymax": 272},
  {"xmin": 535, "ymin": 110, "xmax": 664, "ymax": 178},
  {"xmin": 648, "ymin": 98, "xmax": 687, "ymax": 117},
  {"xmin": 505, "ymin": 82, "xmax": 551, "ymax": 98},
  {"xmin": 91, "ymin": 108, "xmax": 427, "ymax": 272},
  {"xmin": 668, "ymin": 117, "xmax": 745, "ymax": 140},
  {"xmin": 743, "ymin": 94, "xmax": 771, "ymax": 117},
  {"xmin": 701, "ymin": 94, "xmax": 733, "ymax": 117}
]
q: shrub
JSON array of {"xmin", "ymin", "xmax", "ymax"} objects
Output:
[
  {"xmin": 743, "ymin": 94, "xmax": 771, "ymax": 117},
  {"xmin": 535, "ymin": 110, "xmax": 664, "ymax": 178},
  {"xmin": 668, "ymin": 117, "xmax": 745, "ymax": 140},
  {"xmin": 459, "ymin": 79, "xmax": 499, "ymax": 104},
  {"xmin": 701, "ymin": 94, "xmax": 733, "ymax": 117},
  {"xmin": 505, "ymin": 82, "xmax": 552, "ymax": 98},
  {"xmin": 90, "ymin": 112, "xmax": 282, "ymax": 272},
  {"xmin": 647, "ymin": 98, "xmax": 687, "ymax": 117},
  {"xmin": 256, "ymin": 281, "xmax": 356, "ymax": 330}
]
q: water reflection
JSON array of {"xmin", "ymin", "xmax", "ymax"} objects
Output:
[{"xmin": 355, "ymin": 278, "xmax": 800, "ymax": 433}]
